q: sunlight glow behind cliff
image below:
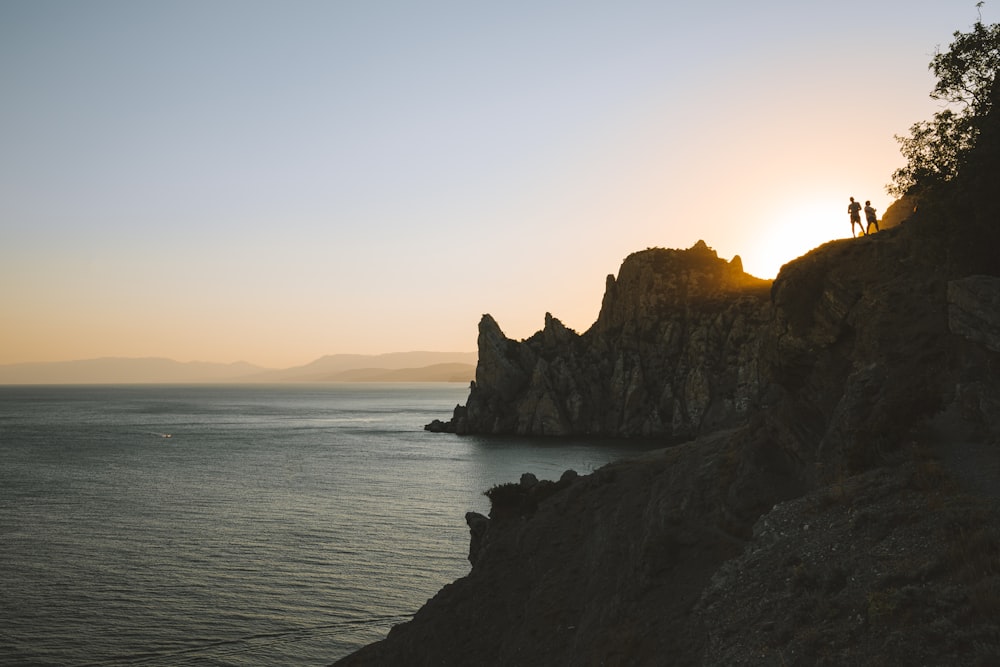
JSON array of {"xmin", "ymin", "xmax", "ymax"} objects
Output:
[
  {"xmin": 0, "ymin": 2, "xmax": 990, "ymax": 367},
  {"xmin": 739, "ymin": 195, "xmax": 865, "ymax": 279}
]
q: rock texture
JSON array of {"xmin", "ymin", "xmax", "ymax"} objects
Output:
[
  {"xmin": 428, "ymin": 241, "xmax": 772, "ymax": 439},
  {"xmin": 949, "ymin": 275, "xmax": 1000, "ymax": 353},
  {"xmin": 698, "ymin": 463, "xmax": 1000, "ymax": 665}
]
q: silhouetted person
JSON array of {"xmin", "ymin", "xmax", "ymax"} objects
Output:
[
  {"xmin": 848, "ymin": 197, "xmax": 865, "ymax": 237},
  {"xmin": 864, "ymin": 200, "xmax": 879, "ymax": 234}
]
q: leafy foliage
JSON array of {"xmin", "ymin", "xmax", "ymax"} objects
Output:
[
  {"xmin": 890, "ymin": 110, "xmax": 978, "ymax": 195},
  {"xmin": 888, "ymin": 17, "xmax": 1000, "ymax": 196},
  {"xmin": 930, "ymin": 15, "xmax": 1000, "ymax": 115}
]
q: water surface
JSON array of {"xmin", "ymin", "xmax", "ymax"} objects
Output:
[{"xmin": 0, "ymin": 384, "xmax": 662, "ymax": 665}]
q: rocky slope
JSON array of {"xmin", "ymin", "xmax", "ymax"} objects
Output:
[{"xmin": 338, "ymin": 98, "xmax": 1000, "ymax": 665}]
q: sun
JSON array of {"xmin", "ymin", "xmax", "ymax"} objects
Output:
[{"xmin": 739, "ymin": 196, "xmax": 849, "ymax": 279}]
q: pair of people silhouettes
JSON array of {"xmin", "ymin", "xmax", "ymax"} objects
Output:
[{"xmin": 848, "ymin": 197, "xmax": 879, "ymax": 237}]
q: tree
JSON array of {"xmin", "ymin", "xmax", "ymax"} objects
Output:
[
  {"xmin": 930, "ymin": 8, "xmax": 1000, "ymax": 116},
  {"xmin": 888, "ymin": 15, "xmax": 1000, "ymax": 197}
]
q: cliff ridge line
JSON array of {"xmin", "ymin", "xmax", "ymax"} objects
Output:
[{"xmin": 428, "ymin": 240, "xmax": 773, "ymax": 439}]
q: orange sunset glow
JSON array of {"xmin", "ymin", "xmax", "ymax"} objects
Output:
[{"xmin": 1, "ymin": 2, "xmax": 991, "ymax": 369}]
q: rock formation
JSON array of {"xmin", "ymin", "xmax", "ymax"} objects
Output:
[
  {"xmin": 428, "ymin": 241, "xmax": 772, "ymax": 439},
  {"xmin": 339, "ymin": 200, "xmax": 1000, "ymax": 664},
  {"xmin": 340, "ymin": 88, "xmax": 1000, "ymax": 666}
]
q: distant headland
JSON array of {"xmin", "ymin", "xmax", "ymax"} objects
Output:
[{"xmin": 0, "ymin": 351, "xmax": 476, "ymax": 385}]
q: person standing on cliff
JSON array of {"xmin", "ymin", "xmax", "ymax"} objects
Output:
[
  {"xmin": 864, "ymin": 200, "xmax": 880, "ymax": 234},
  {"xmin": 848, "ymin": 197, "xmax": 865, "ymax": 237}
]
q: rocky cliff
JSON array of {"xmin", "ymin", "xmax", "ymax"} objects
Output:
[
  {"xmin": 338, "ymin": 101, "xmax": 1000, "ymax": 666},
  {"xmin": 341, "ymin": 220, "xmax": 999, "ymax": 665},
  {"xmin": 428, "ymin": 241, "xmax": 772, "ymax": 439}
]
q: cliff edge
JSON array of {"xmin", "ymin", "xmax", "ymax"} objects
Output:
[{"xmin": 428, "ymin": 241, "xmax": 772, "ymax": 439}]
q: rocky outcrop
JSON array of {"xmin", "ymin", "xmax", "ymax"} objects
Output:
[
  {"xmin": 341, "ymin": 427, "xmax": 791, "ymax": 666},
  {"xmin": 428, "ymin": 241, "xmax": 772, "ymax": 439},
  {"xmin": 342, "ymin": 85, "xmax": 1000, "ymax": 664},
  {"xmin": 340, "ymin": 202, "xmax": 1000, "ymax": 664}
]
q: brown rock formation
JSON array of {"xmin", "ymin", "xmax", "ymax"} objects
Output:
[
  {"xmin": 430, "ymin": 241, "xmax": 772, "ymax": 439},
  {"xmin": 341, "ymin": 203, "xmax": 1000, "ymax": 664},
  {"xmin": 342, "ymin": 91, "xmax": 1000, "ymax": 665}
]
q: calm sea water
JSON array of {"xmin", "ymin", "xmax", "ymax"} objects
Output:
[{"xmin": 0, "ymin": 383, "xmax": 661, "ymax": 666}]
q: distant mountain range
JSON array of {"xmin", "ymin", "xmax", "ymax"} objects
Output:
[{"xmin": 0, "ymin": 352, "xmax": 477, "ymax": 385}]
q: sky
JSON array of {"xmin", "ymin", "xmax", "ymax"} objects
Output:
[{"xmin": 1, "ymin": 1, "xmax": 993, "ymax": 368}]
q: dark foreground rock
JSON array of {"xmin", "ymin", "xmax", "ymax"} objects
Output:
[{"xmin": 699, "ymin": 463, "xmax": 1000, "ymax": 665}]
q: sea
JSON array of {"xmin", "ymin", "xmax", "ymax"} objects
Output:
[{"xmin": 0, "ymin": 383, "xmax": 662, "ymax": 666}]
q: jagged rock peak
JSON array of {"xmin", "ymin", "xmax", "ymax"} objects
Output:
[
  {"xmin": 472, "ymin": 313, "xmax": 528, "ymax": 405},
  {"xmin": 619, "ymin": 240, "xmax": 765, "ymax": 290},
  {"xmin": 429, "ymin": 240, "xmax": 774, "ymax": 439},
  {"xmin": 532, "ymin": 312, "xmax": 578, "ymax": 349},
  {"xmin": 595, "ymin": 241, "xmax": 770, "ymax": 333},
  {"xmin": 478, "ymin": 313, "xmax": 503, "ymax": 337},
  {"xmin": 689, "ymin": 238, "xmax": 714, "ymax": 254}
]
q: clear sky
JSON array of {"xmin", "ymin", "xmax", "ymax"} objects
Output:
[{"xmin": 1, "ymin": 1, "xmax": 992, "ymax": 368}]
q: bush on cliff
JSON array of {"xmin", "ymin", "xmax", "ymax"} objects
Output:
[
  {"xmin": 889, "ymin": 16, "xmax": 1000, "ymax": 197},
  {"xmin": 886, "ymin": 13, "xmax": 1000, "ymax": 277},
  {"xmin": 483, "ymin": 482, "xmax": 536, "ymax": 521}
]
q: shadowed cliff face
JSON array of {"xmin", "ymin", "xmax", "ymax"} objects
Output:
[{"xmin": 431, "ymin": 241, "xmax": 773, "ymax": 438}]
